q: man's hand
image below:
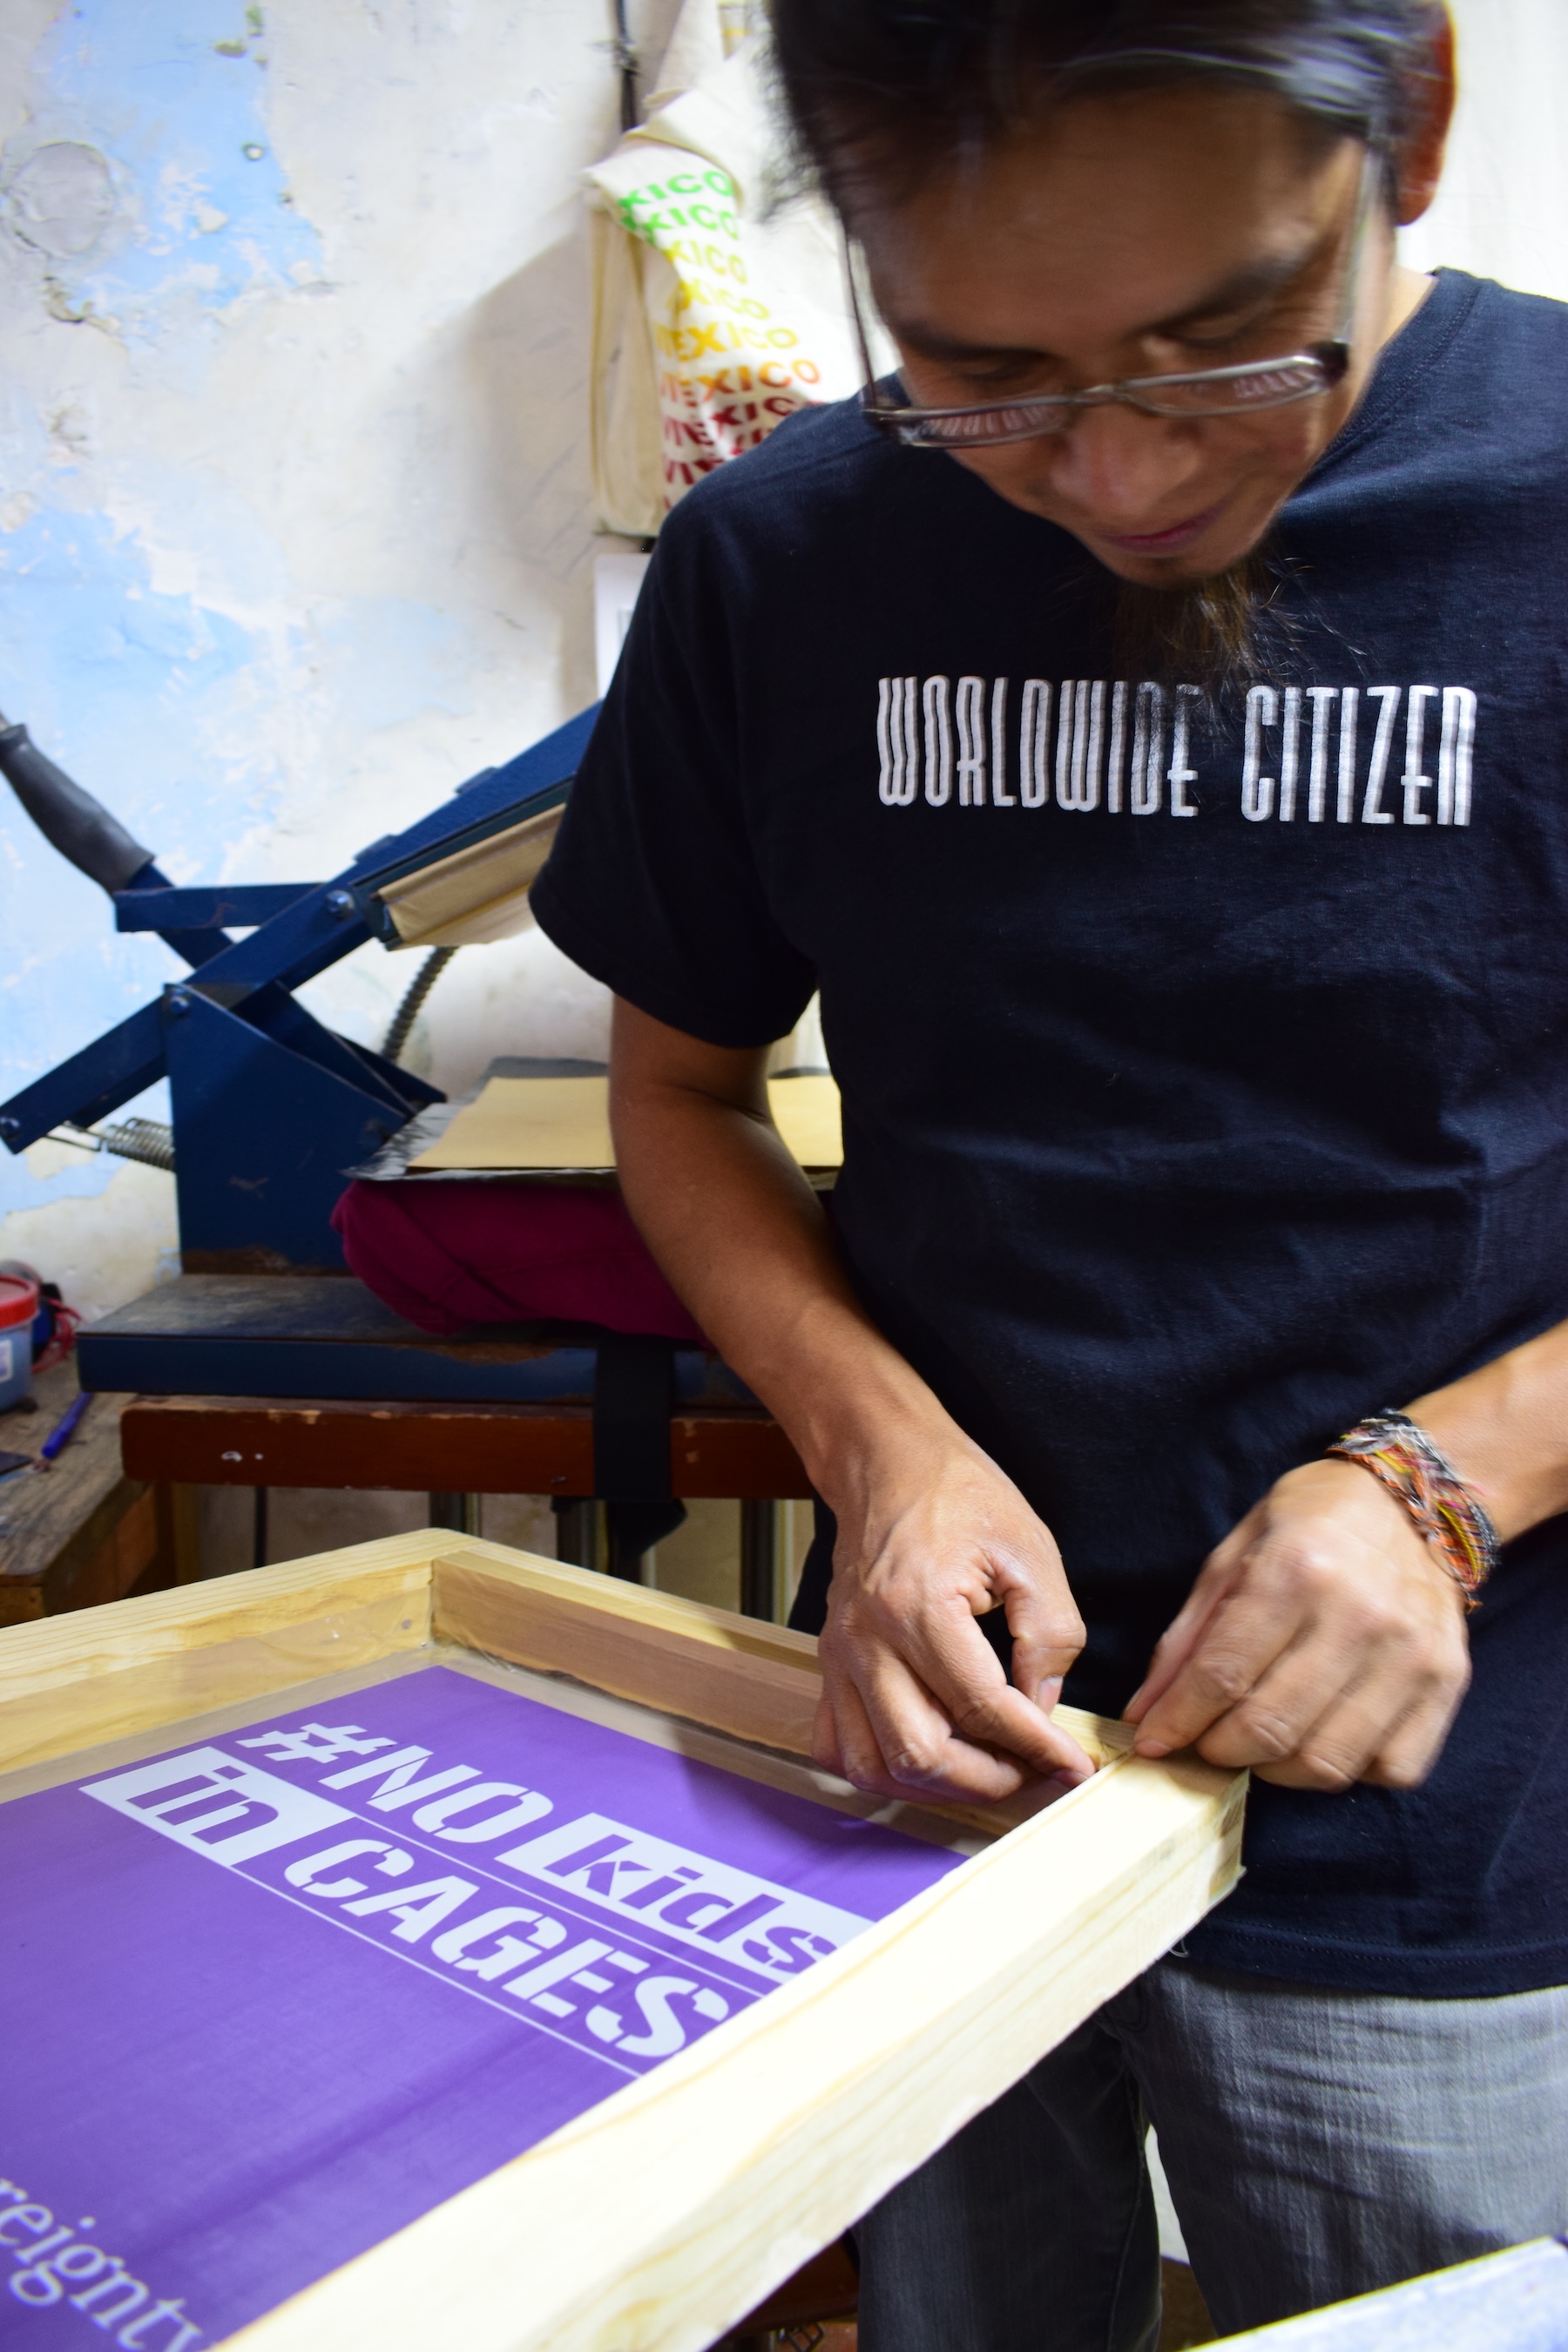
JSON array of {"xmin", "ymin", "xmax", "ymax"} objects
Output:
[
  {"xmin": 1125, "ymin": 1458, "xmax": 1471, "ymax": 1790},
  {"xmin": 608, "ymin": 997, "xmax": 1094, "ymax": 1812},
  {"xmin": 814, "ymin": 1438, "xmax": 1094, "ymax": 1805}
]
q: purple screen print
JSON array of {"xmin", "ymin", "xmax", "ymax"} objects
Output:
[{"xmin": 0, "ymin": 1665, "xmax": 962, "ymax": 2349}]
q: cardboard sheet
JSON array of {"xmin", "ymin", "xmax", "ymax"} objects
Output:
[
  {"xmin": 375, "ymin": 805, "xmax": 564, "ymax": 950},
  {"xmin": 0, "ymin": 1665, "xmax": 955, "ymax": 2344},
  {"xmin": 408, "ymin": 1072, "xmax": 842, "ymax": 1177}
]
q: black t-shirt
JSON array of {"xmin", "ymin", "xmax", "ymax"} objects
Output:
[{"xmin": 534, "ymin": 270, "xmax": 1568, "ymax": 1997}]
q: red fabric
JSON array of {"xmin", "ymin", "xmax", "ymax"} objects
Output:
[{"xmin": 331, "ymin": 1179, "xmax": 706, "ymax": 1342}]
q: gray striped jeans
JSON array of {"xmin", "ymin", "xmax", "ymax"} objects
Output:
[{"xmin": 855, "ymin": 1959, "xmax": 1568, "ymax": 2350}]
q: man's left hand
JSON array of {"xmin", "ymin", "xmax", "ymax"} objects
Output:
[{"xmin": 1125, "ymin": 1458, "xmax": 1472, "ymax": 1790}]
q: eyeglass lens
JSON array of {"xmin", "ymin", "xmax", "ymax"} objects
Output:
[{"xmin": 889, "ymin": 356, "xmax": 1334, "ymax": 446}]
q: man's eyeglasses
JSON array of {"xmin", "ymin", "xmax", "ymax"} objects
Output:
[{"xmin": 849, "ymin": 143, "xmax": 1380, "ymax": 450}]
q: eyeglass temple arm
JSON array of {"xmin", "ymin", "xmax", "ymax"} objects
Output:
[
  {"xmin": 1328, "ymin": 138, "xmax": 1387, "ymax": 356},
  {"xmin": 843, "ymin": 234, "xmax": 886, "ymax": 396}
]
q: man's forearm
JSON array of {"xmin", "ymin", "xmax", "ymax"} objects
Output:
[
  {"xmin": 1409, "ymin": 1315, "xmax": 1568, "ymax": 1544},
  {"xmin": 609, "ymin": 1000, "xmax": 957, "ymax": 1508}
]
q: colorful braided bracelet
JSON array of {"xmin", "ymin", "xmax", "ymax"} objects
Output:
[{"xmin": 1327, "ymin": 1411, "xmax": 1499, "ymax": 1608}]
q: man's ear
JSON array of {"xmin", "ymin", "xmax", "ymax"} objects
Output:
[{"xmin": 1395, "ymin": 3, "xmax": 1456, "ymax": 227}]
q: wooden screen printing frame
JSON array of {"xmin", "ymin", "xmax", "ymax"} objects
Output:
[{"xmin": 0, "ymin": 1532, "xmax": 1247, "ymax": 2352}]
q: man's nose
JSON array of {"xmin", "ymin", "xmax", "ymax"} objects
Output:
[{"xmin": 1037, "ymin": 400, "xmax": 1206, "ymax": 525}]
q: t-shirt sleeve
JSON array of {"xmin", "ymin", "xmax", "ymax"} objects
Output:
[{"xmin": 531, "ymin": 528, "xmax": 816, "ymax": 1050}]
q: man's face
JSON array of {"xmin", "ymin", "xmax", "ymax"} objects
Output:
[{"xmin": 855, "ymin": 86, "xmax": 1396, "ymax": 585}]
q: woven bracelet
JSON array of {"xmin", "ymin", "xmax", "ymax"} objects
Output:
[{"xmin": 1327, "ymin": 1411, "xmax": 1499, "ymax": 1609}]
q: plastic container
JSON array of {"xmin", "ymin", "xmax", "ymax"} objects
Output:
[
  {"xmin": 0, "ymin": 1258, "xmax": 51, "ymax": 1361},
  {"xmin": 0, "ymin": 1270, "xmax": 39, "ymax": 1412}
]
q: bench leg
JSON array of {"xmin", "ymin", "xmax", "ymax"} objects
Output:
[
  {"xmin": 551, "ymin": 1497, "xmax": 604, "ymax": 1572},
  {"xmin": 740, "ymin": 1499, "xmax": 781, "ymax": 1622},
  {"xmin": 155, "ymin": 1483, "xmax": 203, "ymax": 1585},
  {"xmin": 429, "ymin": 1492, "xmax": 483, "ymax": 1538}
]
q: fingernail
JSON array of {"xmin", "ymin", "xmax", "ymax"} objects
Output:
[
  {"xmin": 1039, "ymin": 1676, "xmax": 1063, "ymax": 1711},
  {"xmin": 1136, "ymin": 1739, "xmax": 1170, "ymax": 1758}
]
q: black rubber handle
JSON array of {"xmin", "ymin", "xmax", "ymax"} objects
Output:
[{"xmin": 0, "ymin": 720, "xmax": 155, "ymax": 895}]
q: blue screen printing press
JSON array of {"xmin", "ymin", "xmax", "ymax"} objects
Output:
[{"xmin": 0, "ymin": 707, "xmax": 807, "ymax": 1593}]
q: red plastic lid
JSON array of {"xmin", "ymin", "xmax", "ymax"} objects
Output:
[{"xmin": 0, "ymin": 1273, "xmax": 39, "ymax": 1330}]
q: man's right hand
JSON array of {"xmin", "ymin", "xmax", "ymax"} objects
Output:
[
  {"xmin": 814, "ymin": 1435, "xmax": 1094, "ymax": 1803},
  {"xmin": 607, "ymin": 997, "xmax": 1093, "ymax": 1809}
]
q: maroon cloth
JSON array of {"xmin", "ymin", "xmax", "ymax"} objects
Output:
[{"xmin": 331, "ymin": 1179, "xmax": 705, "ymax": 1342}]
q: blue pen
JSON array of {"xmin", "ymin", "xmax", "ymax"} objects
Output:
[{"xmin": 38, "ymin": 1390, "xmax": 91, "ymax": 1465}]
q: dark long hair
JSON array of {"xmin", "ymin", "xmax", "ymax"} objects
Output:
[{"xmin": 771, "ymin": 1, "xmax": 1446, "ymax": 210}]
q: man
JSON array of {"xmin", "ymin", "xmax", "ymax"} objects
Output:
[{"xmin": 532, "ymin": 3, "xmax": 1568, "ymax": 2342}]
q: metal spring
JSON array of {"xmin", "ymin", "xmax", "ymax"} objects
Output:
[
  {"xmin": 105, "ymin": 1116, "xmax": 177, "ymax": 1170},
  {"xmin": 51, "ymin": 1117, "xmax": 177, "ymax": 1172}
]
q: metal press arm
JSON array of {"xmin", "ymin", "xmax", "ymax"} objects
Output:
[{"xmin": 0, "ymin": 712, "xmax": 228, "ymax": 967}]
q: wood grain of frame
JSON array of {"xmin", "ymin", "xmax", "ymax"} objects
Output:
[{"xmin": 0, "ymin": 1533, "xmax": 1246, "ymax": 2352}]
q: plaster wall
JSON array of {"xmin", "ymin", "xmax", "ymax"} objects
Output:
[
  {"xmin": 1398, "ymin": 0, "xmax": 1568, "ymax": 302},
  {"xmin": 0, "ymin": 0, "xmax": 1563, "ymax": 1326},
  {"xmin": 0, "ymin": 0, "xmax": 676, "ymax": 1319}
]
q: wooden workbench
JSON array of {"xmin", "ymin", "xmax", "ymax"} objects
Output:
[
  {"xmin": 82, "ymin": 1281, "xmax": 812, "ymax": 1607},
  {"xmin": 118, "ymin": 1393, "xmax": 811, "ymax": 1499},
  {"xmin": 118, "ymin": 1389, "xmax": 812, "ymax": 1614},
  {"xmin": 0, "ymin": 1362, "xmax": 197, "ymax": 1624}
]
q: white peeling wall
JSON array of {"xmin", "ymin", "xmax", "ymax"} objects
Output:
[
  {"xmin": 1397, "ymin": 0, "xmax": 1568, "ymax": 304},
  {"xmin": 0, "ymin": 0, "xmax": 676, "ymax": 1320}
]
